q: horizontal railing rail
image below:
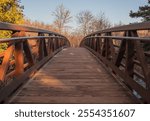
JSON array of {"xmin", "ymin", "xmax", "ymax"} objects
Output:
[
  {"xmin": 80, "ymin": 22, "xmax": 150, "ymax": 103},
  {"xmin": 0, "ymin": 22, "xmax": 70, "ymax": 103}
]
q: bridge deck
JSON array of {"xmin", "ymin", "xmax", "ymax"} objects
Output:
[{"xmin": 9, "ymin": 47, "xmax": 137, "ymax": 103}]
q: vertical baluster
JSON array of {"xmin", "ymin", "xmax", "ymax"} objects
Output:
[
  {"xmin": 13, "ymin": 31, "xmax": 25, "ymax": 76},
  {"xmin": 43, "ymin": 37, "xmax": 48, "ymax": 57},
  {"xmin": 125, "ymin": 31, "xmax": 135, "ymax": 78},
  {"xmin": 38, "ymin": 33, "xmax": 48, "ymax": 59},
  {"xmin": 96, "ymin": 33, "xmax": 101, "ymax": 54},
  {"xmin": 101, "ymin": 34, "xmax": 106, "ymax": 57},
  {"xmin": 108, "ymin": 32, "xmax": 115, "ymax": 63},
  {"xmin": 38, "ymin": 33, "xmax": 44, "ymax": 60},
  {"xmin": 115, "ymin": 32, "xmax": 127, "ymax": 67},
  {"xmin": 105, "ymin": 33, "xmax": 110, "ymax": 59},
  {"xmin": 47, "ymin": 34, "xmax": 52, "ymax": 55},
  {"xmin": 51, "ymin": 35, "xmax": 55, "ymax": 52},
  {"xmin": 94, "ymin": 35, "xmax": 97, "ymax": 51},
  {"xmin": 23, "ymin": 40, "xmax": 35, "ymax": 67},
  {"xmin": 53, "ymin": 35, "xmax": 56, "ymax": 51}
]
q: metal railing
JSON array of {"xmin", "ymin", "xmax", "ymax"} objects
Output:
[
  {"xmin": 0, "ymin": 22, "xmax": 70, "ymax": 103},
  {"xmin": 80, "ymin": 22, "xmax": 150, "ymax": 103}
]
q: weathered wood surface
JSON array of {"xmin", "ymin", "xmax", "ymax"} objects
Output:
[{"xmin": 9, "ymin": 47, "xmax": 137, "ymax": 103}]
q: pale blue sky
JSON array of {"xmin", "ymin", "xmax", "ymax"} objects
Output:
[{"xmin": 21, "ymin": 0, "xmax": 148, "ymax": 28}]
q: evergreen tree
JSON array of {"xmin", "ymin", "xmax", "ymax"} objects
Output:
[
  {"xmin": 129, "ymin": 0, "xmax": 150, "ymax": 51},
  {"xmin": 129, "ymin": 0, "xmax": 150, "ymax": 21}
]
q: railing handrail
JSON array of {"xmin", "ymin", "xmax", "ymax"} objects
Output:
[
  {"xmin": 86, "ymin": 21, "xmax": 150, "ymax": 37},
  {"xmin": 0, "ymin": 21, "xmax": 70, "ymax": 46},
  {"xmin": 0, "ymin": 21, "xmax": 64, "ymax": 37},
  {"xmin": 85, "ymin": 36, "xmax": 150, "ymax": 42},
  {"xmin": 0, "ymin": 36, "xmax": 65, "ymax": 43}
]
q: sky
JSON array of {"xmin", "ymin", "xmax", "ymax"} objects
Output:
[{"xmin": 21, "ymin": 0, "xmax": 148, "ymax": 28}]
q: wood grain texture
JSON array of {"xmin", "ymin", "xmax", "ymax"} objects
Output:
[{"xmin": 9, "ymin": 47, "xmax": 137, "ymax": 104}]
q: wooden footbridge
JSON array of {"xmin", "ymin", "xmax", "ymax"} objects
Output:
[{"xmin": 0, "ymin": 22, "xmax": 150, "ymax": 103}]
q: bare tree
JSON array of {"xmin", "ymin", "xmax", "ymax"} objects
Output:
[
  {"xmin": 52, "ymin": 4, "xmax": 72, "ymax": 33},
  {"xmin": 76, "ymin": 11, "xmax": 111, "ymax": 36},
  {"xmin": 90, "ymin": 12, "xmax": 111, "ymax": 32},
  {"xmin": 76, "ymin": 10, "xmax": 94, "ymax": 36}
]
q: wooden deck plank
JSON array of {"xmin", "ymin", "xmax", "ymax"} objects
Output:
[{"xmin": 9, "ymin": 47, "xmax": 137, "ymax": 104}]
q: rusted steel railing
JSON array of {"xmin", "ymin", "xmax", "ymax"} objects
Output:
[
  {"xmin": 0, "ymin": 22, "xmax": 70, "ymax": 103},
  {"xmin": 80, "ymin": 22, "xmax": 150, "ymax": 103}
]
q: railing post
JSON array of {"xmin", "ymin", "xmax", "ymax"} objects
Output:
[
  {"xmin": 56, "ymin": 36, "xmax": 59, "ymax": 49},
  {"xmin": 115, "ymin": 32, "xmax": 127, "ymax": 67},
  {"xmin": 96, "ymin": 33, "xmax": 101, "ymax": 54},
  {"xmin": 38, "ymin": 33, "xmax": 48, "ymax": 60},
  {"xmin": 92, "ymin": 35, "xmax": 95, "ymax": 50},
  {"xmin": 101, "ymin": 32, "xmax": 115, "ymax": 61},
  {"xmin": 101, "ymin": 36, "xmax": 105, "ymax": 57},
  {"xmin": 105, "ymin": 33, "xmax": 109, "ymax": 59},
  {"xmin": 93, "ymin": 35, "xmax": 96, "ymax": 51},
  {"xmin": 13, "ymin": 31, "xmax": 25, "ymax": 76},
  {"xmin": 47, "ymin": 34, "xmax": 53, "ymax": 55},
  {"xmin": 108, "ymin": 32, "xmax": 115, "ymax": 62},
  {"xmin": 53, "ymin": 35, "xmax": 57, "ymax": 51},
  {"xmin": 23, "ymin": 40, "xmax": 35, "ymax": 67},
  {"xmin": 38, "ymin": 33, "xmax": 44, "ymax": 60},
  {"xmin": 125, "ymin": 31, "xmax": 135, "ymax": 78},
  {"xmin": 14, "ymin": 42, "xmax": 24, "ymax": 75},
  {"xmin": 51, "ymin": 35, "xmax": 55, "ymax": 52}
]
